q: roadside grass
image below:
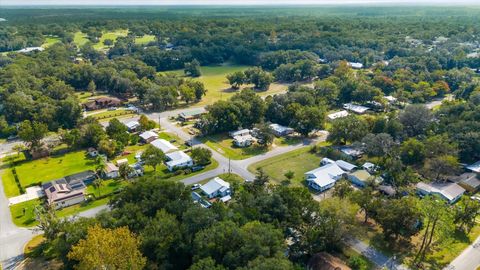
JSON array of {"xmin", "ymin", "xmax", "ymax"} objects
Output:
[
  {"xmin": 142, "ymin": 158, "xmax": 219, "ymax": 182},
  {"xmin": 196, "ymin": 173, "xmax": 244, "ymax": 186},
  {"xmin": 92, "ymin": 29, "xmax": 128, "ymax": 50},
  {"xmin": 73, "ymin": 31, "xmax": 89, "ymax": 47},
  {"xmin": 200, "ymin": 133, "xmax": 269, "ymax": 160},
  {"xmin": 160, "ymin": 64, "xmax": 289, "ymax": 106},
  {"xmin": 135, "ymin": 34, "xmax": 156, "ymax": 45},
  {"xmin": 41, "ymin": 37, "xmax": 61, "ymax": 48},
  {"xmin": 1, "ymin": 148, "xmax": 96, "ymax": 197},
  {"xmin": 24, "ymin": 235, "xmax": 45, "ymax": 256},
  {"xmin": 248, "ymin": 143, "xmax": 330, "ymax": 187}
]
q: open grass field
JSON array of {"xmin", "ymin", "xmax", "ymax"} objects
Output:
[
  {"xmin": 248, "ymin": 143, "xmax": 329, "ymax": 186},
  {"xmin": 2, "ymin": 149, "xmax": 96, "ymax": 197},
  {"xmin": 86, "ymin": 179, "xmax": 126, "ymax": 198},
  {"xmin": 92, "ymin": 29, "xmax": 129, "ymax": 50},
  {"xmin": 135, "ymin": 34, "xmax": 156, "ymax": 45},
  {"xmin": 41, "ymin": 36, "xmax": 61, "ymax": 48},
  {"xmin": 161, "ymin": 64, "xmax": 289, "ymax": 106},
  {"xmin": 73, "ymin": 31, "xmax": 89, "ymax": 47}
]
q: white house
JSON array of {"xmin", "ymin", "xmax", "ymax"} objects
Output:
[
  {"xmin": 343, "ymin": 103, "xmax": 369, "ymax": 114},
  {"xmin": 200, "ymin": 177, "xmax": 232, "ymax": 199},
  {"xmin": 348, "ymin": 62, "xmax": 363, "ymax": 69},
  {"xmin": 229, "ymin": 129, "xmax": 251, "ymax": 138},
  {"xmin": 125, "ymin": 120, "xmax": 140, "ymax": 132},
  {"xmin": 339, "ymin": 146, "xmax": 363, "ymax": 159},
  {"xmin": 151, "ymin": 139, "xmax": 178, "ymax": 153},
  {"xmin": 103, "ymin": 162, "xmax": 119, "ymax": 179},
  {"xmin": 269, "ymin": 123, "xmax": 294, "ymax": 137},
  {"xmin": 348, "ymin": 62, "xmax": 364, "ymax": 69},
  {"xmin": 165, "ymin": 151, "xmax": 193, "ymax": 171},
  {"xmin": 233, "ymin": 134, "xmax": 255, "ymax": 148},
  {"xmin": 139, "ymin": 130, "xmax": 158, "ymax": 143},
  {"xmin": 362, "ymin": 162, "xmax": 377, "ymax": 173},
  {"xmin": 305, "ymin": 163, "xmax": 345, "ymax": 192},
  {"xmin": 327, "ymin": 110, "xmax": 349, "ymax": 120},
  {"xmin": 416, "ymin": 182, "xmax": 465, "ymax": 204},
  {"xmin": 18, "ymin": 47, "xmax": 44, "ymax": 53}
]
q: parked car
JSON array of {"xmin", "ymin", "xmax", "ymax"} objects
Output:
[
  {"xmin": 191, "ymin": 184, "xmax": 202, "ymax": 190},
  {"xmin": 191, "ymin": 165, "xmax": 205, "ymax": 172},
  {"xmin": 107, "ymin": 107, "xmax": 117, "ymax": 111},
  {"xmin": 185, "ymin": 139, "xmax": 193, "ymax": 147}
]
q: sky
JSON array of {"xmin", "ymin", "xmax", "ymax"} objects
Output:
[{"xmin": 2, "ymin": 0, "xmax": 480, "ymax": 5}]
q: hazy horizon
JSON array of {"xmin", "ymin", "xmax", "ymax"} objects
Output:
[{"xmin": 2, "ymin": 0, "xmax": 480, "ymax": 6}]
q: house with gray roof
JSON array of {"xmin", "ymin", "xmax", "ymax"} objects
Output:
[{"xmin": 200, "ymin": 177, "xmax": 231, "ymax": 199}]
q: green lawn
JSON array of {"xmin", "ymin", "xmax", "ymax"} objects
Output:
[
  {"xmin": 90, "ymin": 109, "xmax": 135, "ymax": 120},
  {"xmin": 142, "ymin": 158, "xmax": 219, "ymax": 182},
  {"xmin": 86, "ymin": 179, "xmax": 127, "ymax": 198},
  {"xmin": 135, "ymin": 34, "xmax": 156, "ymax": 45},
  {"xmin": 92, "ymin": 29, "xmax": 129, "ymax": 50},
  {"xmin": 200, "ymin": 133, "xmax": 269, "ymax": 160},
  {"xmin": 2, "ymin": 149, "xmax": 96, "ymax": 197},
  {"xmin": 41, "ymin": 36, "xmax": 61, "ymax": 48},
  {"xmin": 9, "ymin": 198, "xmax": 41, "ymax": 227},
  {"xmin": 248, "ymin": 143, "xmax": 329, "ymax": 186},
  {"xmin": 161, "ymin": 64, "xmax": 289, "ymax": 106},
  {"xmin": 73, "ymin": 31, "xmax": 89, "ymax": 47}
]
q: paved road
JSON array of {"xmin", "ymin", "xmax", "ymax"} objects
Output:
[
  {"xmin": 347, "ymin": 238, "xmax": 409, "ymax": 270},
  {"xmin": 444, "ymin": 235, "xmax": 480, "ymax": 270}
]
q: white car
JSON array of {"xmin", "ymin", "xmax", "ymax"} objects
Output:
[{"xmin": 191, "ymin": 184, "xmax": 202, "ymax": 191}]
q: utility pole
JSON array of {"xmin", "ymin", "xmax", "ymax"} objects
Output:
[{"xmin": 228, "ymin": 158, "xmax": 231, "ymax": 176}]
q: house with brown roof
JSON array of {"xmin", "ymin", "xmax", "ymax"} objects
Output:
[
  {"xmin": 42, "ymin": 179, "xmax": 86, "ymax": 209},
  {"xmin": 83, "ymin": 96, "xmax": 123, "ymax": 111}
]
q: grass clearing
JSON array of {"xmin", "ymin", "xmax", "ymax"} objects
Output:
[
  {"xmin": 200, "ymin": 133, "xmax": 269, "ymax": 160},
  {"xmin": 135, "ymin": 34, "xmax": 156, "ymax": 45},
  {"xmin": 92, "ymin": 29, "xmax": 129, "ymax": 50},
  {"xmin": 248, "ymin": 142, "xmax": 330, "ymax": 186},
  {"xmin": 161, "ymin": 64, "xmax": 289, "ymax": 106},
  {"xmin": 73, "ymin": 31, "xmax": 89, "ymax": 47},
  {"xmin": 42, "ymin": 36, "xmax": 61, "ymax": 48}
]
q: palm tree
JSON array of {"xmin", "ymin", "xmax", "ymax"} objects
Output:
[
  {"xmin": 95, "ymin": 156, "xmax": 105, "ymax": 175},
  {"xmin": 92, "ymin": 178, "xmax": 103, "ymax": 197}
]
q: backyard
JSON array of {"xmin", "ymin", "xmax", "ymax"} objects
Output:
[{"xmin": 73, "ymin": 30, "xmax": 128, "ymax": 50}]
